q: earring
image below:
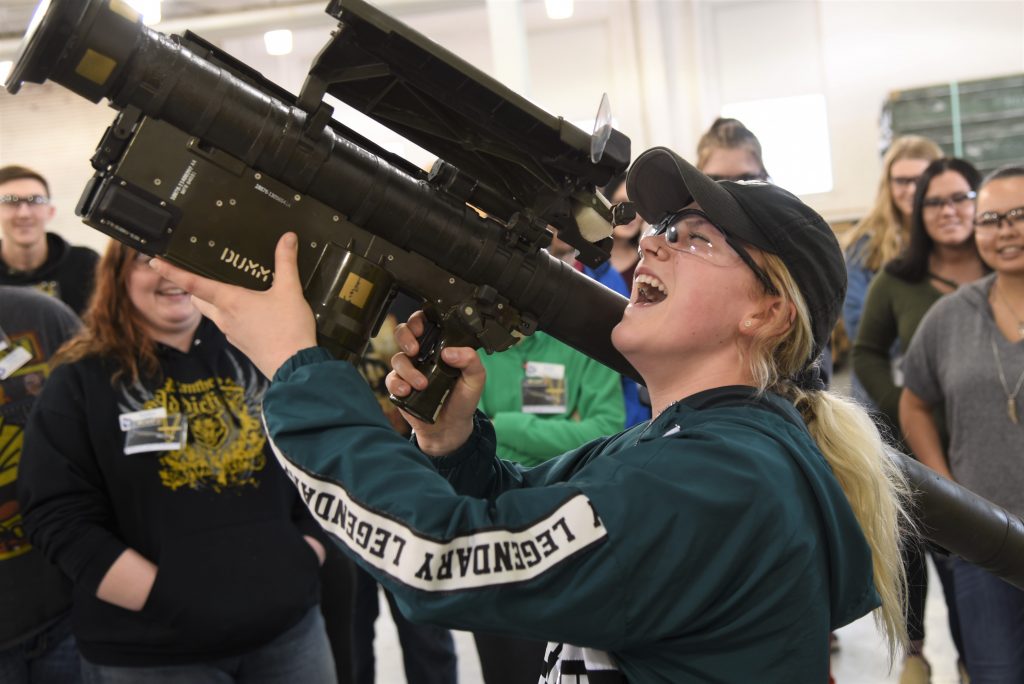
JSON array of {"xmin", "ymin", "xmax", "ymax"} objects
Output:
[{"xmin": 744, "ymin": 320, "xmax": 752, "ymax": 328}]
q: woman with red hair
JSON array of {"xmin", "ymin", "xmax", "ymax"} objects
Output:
[{"xmin": 18, "ymin": 242, "xmax": 335, "ymax": 683}]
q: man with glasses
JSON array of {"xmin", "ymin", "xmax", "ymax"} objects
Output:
[{"xmin": 0, "ymin": 166, "xmax": 98, "ymax": 315}]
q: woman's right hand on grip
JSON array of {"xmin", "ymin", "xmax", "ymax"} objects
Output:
[{"xmin": 386, "ymin": 311, "xmax": 485, "ymax": 457}]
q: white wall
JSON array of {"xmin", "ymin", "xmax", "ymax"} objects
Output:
[
  {"xmin": 0, "ymin": 83, "xmax": 126, "ymax": 253},
  {"xmin": 685, "ymin": 0, "xmax": 1024, "ymax": 219},
  {"xmin": 1, "ymin": 0, "xmax": 1022, "ymax": 256},
  {"xmin": 816, "ymin": 0, "xmax": 1024, "ymax": 218}
]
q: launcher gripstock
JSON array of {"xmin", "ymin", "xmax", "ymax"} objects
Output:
[
  {"xmin": 10, "ymin": 1, "xmax": 1024, "ymax": 589},
  {"xmin": 5, "ymin": 0, "xmax": 636, "ymax": 423}
]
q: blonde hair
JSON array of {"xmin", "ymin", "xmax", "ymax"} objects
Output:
[
  {"xmin": 840, "ymin": 135, "xmax": 942, "ymax": 271},
  {"xmin": 750, "ymin": 253, "xmax": 912, "ymax": 662}
]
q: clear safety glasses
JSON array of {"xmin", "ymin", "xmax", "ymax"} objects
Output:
[{"xmin": 640, "ymin": 208, "xmax": 779, "ymax": 295}]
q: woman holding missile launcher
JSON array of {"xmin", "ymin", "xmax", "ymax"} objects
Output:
[{"xmin": 151, "ymin": 147, "xmax": 911, "ymax": 683}]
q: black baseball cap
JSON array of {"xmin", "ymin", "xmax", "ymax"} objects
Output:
[{"xmin": 625, "ymin": 146, "xmax": 845, "ymax": 368}]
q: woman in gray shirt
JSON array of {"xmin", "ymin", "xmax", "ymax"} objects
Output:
[{"xmin": 901, "ymin": 165, "xmax": 1024, "ymax": 684}]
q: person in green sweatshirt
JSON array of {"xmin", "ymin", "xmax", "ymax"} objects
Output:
[
  {"xmin": 152, "ymin": 146, "xmax": 913, "ymax": 683},
  {"xmin": 478, "ymin": 332, "xmax": 624, "ymax": 467}
]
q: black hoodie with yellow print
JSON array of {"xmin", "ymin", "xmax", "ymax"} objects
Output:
[{"xmin": 18, "ymin": 317, "xmax": 323, "ymax": 666}]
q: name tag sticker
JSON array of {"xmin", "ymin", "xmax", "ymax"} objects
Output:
[
  {"xmin": 119, "ymin": 407, "xmax": 168, "ymax": 431},
  {"xmin": 0, "ymin": 346, "xmax": 31, "ymax": 380},
  {"xmin": 522, "ymin": 361, "xmax": 567, "ymax": 414},
  {"xmin": 525, "ymin": 361, "xmax": 565, "ymax": 380},
  {"xmin": 123, "ymin": 412, "xmax": 189, "ymax": 455}
]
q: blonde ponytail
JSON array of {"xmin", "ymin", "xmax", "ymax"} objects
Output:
[
  {"xmin": 795, "ymin": 388, "xmax": 911, "ymax": 661},
  {"xmin": 751, "ymin": 254, "xmax": 912, "ymax": 662}
]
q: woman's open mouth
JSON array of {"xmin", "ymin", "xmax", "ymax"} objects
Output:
[{"xmin": 634, "ymin": 274, "xmax": 668, "ymax": 305}]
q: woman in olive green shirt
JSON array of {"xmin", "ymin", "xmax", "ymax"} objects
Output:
[{"xmin": 853, "ymin": 157, "xmax": 987, "ymax": 682}]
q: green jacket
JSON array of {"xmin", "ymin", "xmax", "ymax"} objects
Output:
[
  {"xmin": 263, "ymin": 348, "xmax": 879, "ymax": 683},
  {"xmin": 479, "ymin": 332, "xmax": 625, "ymax": 465}
]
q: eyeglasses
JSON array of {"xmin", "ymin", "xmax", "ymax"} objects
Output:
[
  {"xmin": 706, "ymin": 173, "xmax": 767, "ymax": 183},
  {"xmin": 975, "ymin": 206, "xmax": 1024, "ymax": 232},
  {"xmin": 921, "ymin": 191, "xmax": 976, "ymax": 211},
  {"xmin": 641, "ymin": 208, "xmax": 779, "ymax": 295},
  {"xmin": 891, "ymin": 176, "xmax": 921, "ymax": 188},
  {"xmin": 0, "ymin": 194, "xmax": 49, "ymax": 209}
]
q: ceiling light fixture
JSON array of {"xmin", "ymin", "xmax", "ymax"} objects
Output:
[
  {"xmin": 544, "ymin": 0, "xmax": 573, "ymax": 20},
  {"xmin": 264, "ymin": 29, "xmax": 294, "ymax": 56},
  {"xmin": 125, "ymin": 0, "xmax": 162, "ymax": 26}
]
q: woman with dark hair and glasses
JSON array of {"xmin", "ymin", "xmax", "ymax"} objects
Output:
[
  {"xmin": 151, "ymin": 147, "xmax": 913, "ymax": 682},
  {"xmin": 853, "ymin": 157, "xmax": 985, "ymax": 683},
  {"xmin": 599, "ymin": 173, "xmax": 645, "ymax": 287},
  {"xmin": 901, "ymin": 166, "xmax": 1024, "ymax": 684},
  {"xmin": 840, "ymin": 137, "xmax": 943, "ymax": 404},
  {"xmin": 584, "ymin": 173, "xmax": 650, "ymax": 427}
]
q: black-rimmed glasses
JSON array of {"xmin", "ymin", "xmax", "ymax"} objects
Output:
[
  {"xmin": 0, "ymin": 194, "xmax": 49, "ymax": 209},
  {"xmin": 891, "ymin": 176, "xmax": 921, "ymax": 188},
  {"xmin": 921, "ymin": 191, "xmax": 976, "ymax": 211},
  {"xmin": 975, "ymin": 206, "xmax": 1024, "ymax": 232}
]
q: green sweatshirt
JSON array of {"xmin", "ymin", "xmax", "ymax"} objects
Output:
[
  {"xmin": 263, "ymin": 348, "xmax": 879, "ymax": 683},
  {"xmin": 479, "ymin": 332, "xmax": 625, "ymax": 465}
]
